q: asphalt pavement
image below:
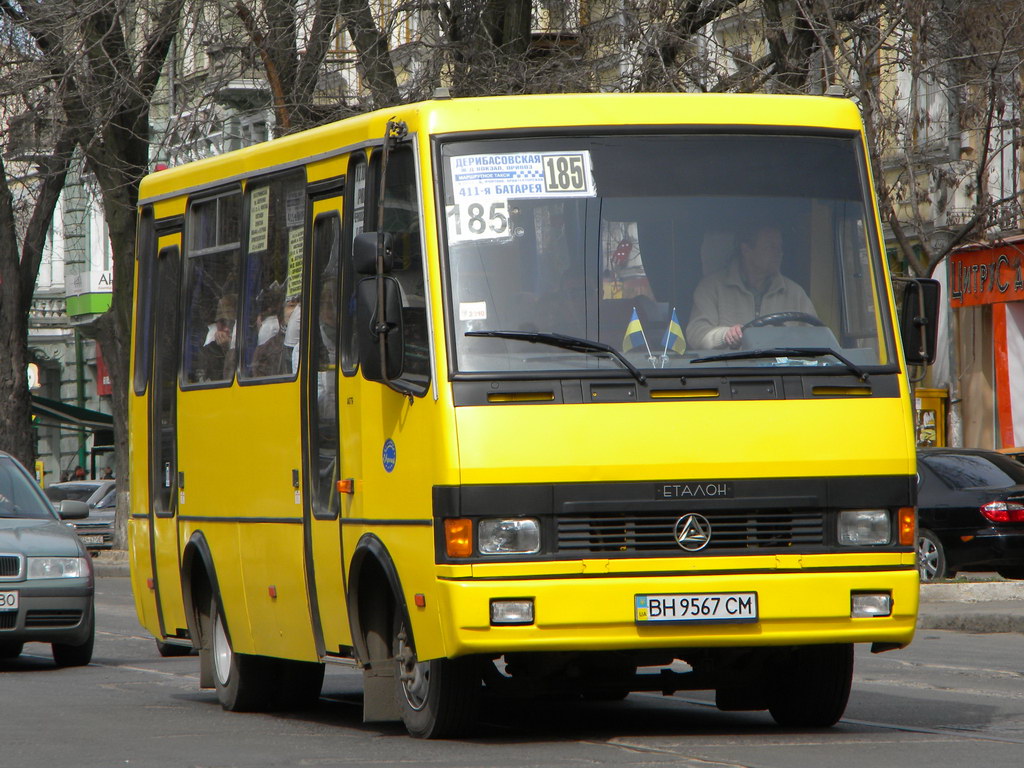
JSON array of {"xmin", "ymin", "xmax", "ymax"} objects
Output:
[{"xmin": 89, "ymin": 551, "xmax": 1024, "ymax": 635}]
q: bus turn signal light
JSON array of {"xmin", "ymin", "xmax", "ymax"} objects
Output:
[
  {"xmin": 445, "ymin": 518, "xmax": 473, "ymax": 558},
  {"xmin": 898, "ymin": 507, "xmax": 916, "ymax": 546}
]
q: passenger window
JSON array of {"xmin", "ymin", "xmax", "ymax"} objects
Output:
[
  {"xmin": 240, "ymin": 171, "xmax": 306, "ymax": 380},
  {"xmin": 182, "ymin": 190, "xmax": 242, "ymax": 385}
]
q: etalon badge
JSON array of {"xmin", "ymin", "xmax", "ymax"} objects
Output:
[{"xmin": 674, "ymin": 514, "xmax": 711, "ymax": 551}]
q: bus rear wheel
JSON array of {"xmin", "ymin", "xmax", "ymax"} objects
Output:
[
  {"xmin": 394, "ymin": 617, "xmax": 481, "ymax": 738},
  {"xmin": 211, "ymin": 597, "xmax": 274, "ymax": 712},
  {"xmin": 766, "ymin": 643, "xmax": 853, "ymax": 728}
]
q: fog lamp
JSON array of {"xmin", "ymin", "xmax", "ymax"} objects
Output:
[
  {"xmin": 490, "ymin": 599, "xmax": 534, "ymax": 625},
  {"xmin": 838, "ymin": 509, "xmax": 891, "ymax": 546},
  {"xmin": 851, "ymin": 592, "xmax": 892, "ymax": 618}
]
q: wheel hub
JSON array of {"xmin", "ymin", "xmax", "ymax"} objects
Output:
[{"xmin": 397, "ymin": 629, "xmax": 429, "ymax": 711}]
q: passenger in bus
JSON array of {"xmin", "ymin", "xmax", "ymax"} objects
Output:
[
  {"xmin": 251, "ymin": 285, "xmax": 288, "ymax": 377},
  {"xmin": 283, "ymin": 299, "xmax": 301, "ymax": 374},
  {"xmin": 197, "ymin": 293, "xmax": 237, "ymax": 380},
  {"xmin": 685, "ymin": 223, "xmax": 816, "ymax": 350}
]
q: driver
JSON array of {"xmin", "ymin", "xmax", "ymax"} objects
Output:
[{"xmin": 686, "ymin": 223, "xmax": 816, "ymax": 350}]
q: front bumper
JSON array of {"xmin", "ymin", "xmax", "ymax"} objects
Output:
[
  {"xmin": 434, "ymin": 566, "xmax": 919, "ymax": 658},
  {"xmin": 0, "ymin": 582, "xmax": 94, "ymax": 646}
]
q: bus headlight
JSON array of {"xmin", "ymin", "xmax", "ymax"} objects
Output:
[
  {"xmin": 838, "ymin": 509, "xmax": 891, "ymax": 546},
  {"xmin": 478, "ymin": 518, "xmax": 541, "ymax": 555}
]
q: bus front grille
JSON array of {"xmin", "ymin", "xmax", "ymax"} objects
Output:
[{"xmin": 556, "ymin": 510, "xmax": 826, "ymax": 554}]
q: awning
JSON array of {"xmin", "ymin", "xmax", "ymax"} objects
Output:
[{"xmin": 31, "ymin": 395, "xmax": 114, "ymax": 446}]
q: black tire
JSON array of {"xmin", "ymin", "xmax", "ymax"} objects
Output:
[
  {"xmin": 210, "ymin": 597, "xmax": 274, "ymax": 712},
  {"xmin": 767, "ymin": 644, "xmax": 853, "ymax": 728},
  {"xmin": 156, "ymin": 639, "xmax": 194, "ymax": 657},
  {"xmin": 0, "ymin": 641, "xmax": 24, "ymax": 659},
  {"xmin": 917, "ymin": 529, "xmax": 947, "ymax": 581},
  {"xmin": 52, "ymin": 604, "xmax": 95, "ymax": 667},
  {"xmin": 394, "ymin": 615, "xmax": 481, "ymax": 738}
]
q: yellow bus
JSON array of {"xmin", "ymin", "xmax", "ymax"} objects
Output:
[{"xmin": 129, "ymin": 92, "xmax": 937, "ymax": 738}]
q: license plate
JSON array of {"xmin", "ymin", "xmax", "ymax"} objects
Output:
[
  {"xmin": 79, "ymin": 535, "xmax": 106, "ymax": 544},
  {"xmin": 635, "ymin": 592, "xmax": 758, "ymax": 623},
  {"xmin": 0, "ymin": 591, "xmax": 18, "ymax": 611}
]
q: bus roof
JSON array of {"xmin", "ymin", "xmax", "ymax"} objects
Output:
[{"xmin": 139, "ymin": 92, "xmax": 864, "ymax": 205}]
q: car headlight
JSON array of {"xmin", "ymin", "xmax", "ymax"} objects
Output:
[
  {"xmin": 838, "ymin": 509, "xmax": 891, "ymax": 546},
  {"xmin": 478, "ymin": 518, "xmax": 541, "ymax": 555},
  {"xmin": 26, "ymin": 557, "xmax": 88, "ymax": 579}
]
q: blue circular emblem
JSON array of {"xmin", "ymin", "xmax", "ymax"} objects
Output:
[{"xmin": 382, "ymin": 439, "xmax": 397, "ymax": 473}]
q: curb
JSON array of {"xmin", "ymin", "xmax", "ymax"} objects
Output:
[{"xmin": 92, "ymin": 551, "xmax": 130, "ymax": 578}]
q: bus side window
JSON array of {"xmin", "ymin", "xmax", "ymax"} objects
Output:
[
  {"xmin": 239, "ymin": 171, "xmax": 306, "ymax": 380},
  {"xmin": 368, "ymin": 145, "xmax": 430, "ymax": 393},
  {"xmin": 182, "ymin": 190, "xmax": 242, "ymax": 385},
  {"xmin": 133, "ymin": 207, "xmax": 157, "ymax": 396}
]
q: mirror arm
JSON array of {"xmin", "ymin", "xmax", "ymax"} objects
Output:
[{"xmin": 374, "ymin": 119, "xmax": 412, "ymax": 401}]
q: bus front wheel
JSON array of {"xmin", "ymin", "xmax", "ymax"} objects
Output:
[
  {"xmin": 766, "ymin": 643, "xmax": 853, "ymax": 728},
  {"xmin": 394, "ymin": 616, "xmax": 481, "ymax": 738}
]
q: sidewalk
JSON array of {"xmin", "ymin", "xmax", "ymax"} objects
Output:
[
  {"xmin": 918, "ymin": 580, "xmax": 1024, "ymax": 634},
  {"xmin": 91, "ymin": 551, "xmax": 1024, "ymax": 634}
]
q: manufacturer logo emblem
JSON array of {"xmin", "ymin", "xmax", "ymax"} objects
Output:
[
  {"xmin": 674, "ymin": 514, "xmax": 711, "ymax": 551},
  {"xmin": 382, "ymin": 439, "xmax": 397, "ymax": 473}
]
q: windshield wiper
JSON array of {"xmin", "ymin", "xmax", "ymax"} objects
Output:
[
  {"xmin": 690, "ymin": 347, "xmax": 869, "ymax": 382},
  {"xmin": 465, "ymin": 330, "xmax": 646, "ymax": 384}
]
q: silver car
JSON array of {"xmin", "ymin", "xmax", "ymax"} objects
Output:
[
  {"xmin": 0, "ymin": 451, "xmax": 95, "ymax": 666},
  {"xmin": 44, "ymin": 480, "xmax": 116, "ymax": 551}
]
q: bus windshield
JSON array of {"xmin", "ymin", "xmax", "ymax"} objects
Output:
[{"xmin": 439, "ymin": 133, "xmax": 895, "ymax": 377}]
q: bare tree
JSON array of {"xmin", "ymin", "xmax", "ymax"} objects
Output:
[
  {"xmin": 0, "ymin": 101, "xmax": 75, "ymax": 467},
  {"xmin": 0, "ymin": 0, "xmax": 186, "ymax": 542}
]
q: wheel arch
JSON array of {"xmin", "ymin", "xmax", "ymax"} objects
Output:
[
  {"xmin": 181, "ymin": 531, "xmax": 225, "ymax": 649},
  {"xmin": 347, "ymin": 533, "xmax": 411, "ymax": 665}
]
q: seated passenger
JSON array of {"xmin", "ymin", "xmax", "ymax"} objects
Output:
[
  {"xmin": 197, "ymin": 294, "xmax": 237, "ymax": 380},
  {"xmin": 686, "ymin": 224, "xmax": 816, "ymax": 350}
]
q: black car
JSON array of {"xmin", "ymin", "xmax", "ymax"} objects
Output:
[{"xmin": 916, "ymin": 448, "xmax": 1024, "ymax": 581}]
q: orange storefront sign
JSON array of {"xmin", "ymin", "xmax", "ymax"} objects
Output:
[{"xmin": 950, "ymin": 247, "xmax": 1024, "ymax": 307}]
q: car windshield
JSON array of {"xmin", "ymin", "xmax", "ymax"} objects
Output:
[
  {"xmin": 440, "ymin": 134, "xmax": 895, "ymax": 377},
  {"xmin": 0, "ymin": 456, "xmax": 57, "ymax": 520},
  {"xmin": 93, "ymin": 487, "xmax": 117, "ymax": 509},
  {"xmin": 922, "ymin": 452, "xmax": 1024, "ymax": 490}
]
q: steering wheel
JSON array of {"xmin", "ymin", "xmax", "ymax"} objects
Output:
[{"xmin": 743, "ymin": 311, "xmax": 824, "ymax": 329}]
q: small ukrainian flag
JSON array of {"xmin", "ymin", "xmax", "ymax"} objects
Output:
[
  {"xmin": 622, "ymin": 307, "xmax": 648, "ymax": 352},
  {"xmin": 661, "ymin": 308, "xmax": 686, "ymax": 356}
]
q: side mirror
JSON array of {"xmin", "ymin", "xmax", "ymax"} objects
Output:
[
  {"xmin": 897, "ymin": 278, "xmax": 941, "ymax": 366},
  {"xmin": 58, "ymin": 500, "xmax": 90, "ymax": 520},
  {"xmin": 355, "ymin": 275, "xmax": 404, "ymax": 381},
  {"xmin": 353, "ymin": 232, "xmax": 393, "ymax": 275}
]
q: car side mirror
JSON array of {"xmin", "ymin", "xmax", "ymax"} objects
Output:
[
  {"xmin": 58, "ymin": 500, "xmax": 90, "ymax": 520},
  {"xmin": 897, "ymin": 278, "xmax": 941, "ymax": 366}
]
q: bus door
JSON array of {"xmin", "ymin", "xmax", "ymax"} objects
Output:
[
  {"xmin": 304, "ymin": 193, "xmax": 354, "ymax": 656},
  {"xmin": 148, "ymin": 234, "xmax": 188, "ymax": 638}
]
